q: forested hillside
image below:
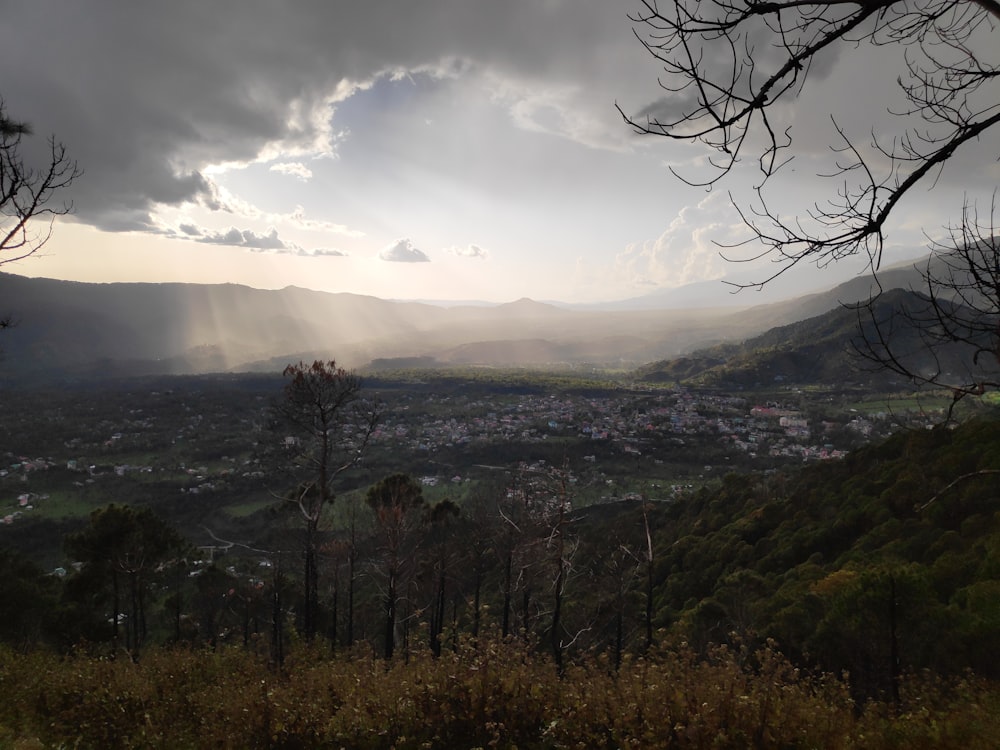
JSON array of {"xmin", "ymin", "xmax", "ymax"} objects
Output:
[
  {"xmin": 2, "ymin": 403, "xmax": 999, "ymax": 746},
  {"xmin": 636, "ymin": 288, "xmax": 993, "ymax": 390},
  {"xmin": 641, "ymin": 417, "xmax": 1000, "ymax": 696}
]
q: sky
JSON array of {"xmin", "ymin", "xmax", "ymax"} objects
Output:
[{"xmin": 1, "ymin": 1, "xmax": 995, "ymax": 304}]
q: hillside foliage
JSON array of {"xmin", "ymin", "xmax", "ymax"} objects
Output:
[
  {"xmin": 2, "ymin": 376, "xmax": 1000, "ymax": 744},
  {"xmin": 636, "ymin": 289, "xmax": 995, "ymax": 390},
  {"xmin": 3, "ymin": 638, "xmax": 1000, "ymax": 749}
]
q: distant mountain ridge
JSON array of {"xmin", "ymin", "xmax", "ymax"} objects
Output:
[
  {"xmin": 0, "ymin": 262, "xmax": 935, "ymax": 382},
  {"xmin": 635, "ymin": 287, "xmax": 991, "ymax": 389}
]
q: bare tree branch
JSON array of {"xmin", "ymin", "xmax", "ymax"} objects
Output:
[
  {"xmin": 622, "ymin": 1, "xmax": 999, "ymax": 284},
  {"xmin": 0, "ymin": 99, "xmax": 81, "ymax": 266},
  {"xmin": 852, "ymin": 195, "xmax": 1000, "ymax": 409}
]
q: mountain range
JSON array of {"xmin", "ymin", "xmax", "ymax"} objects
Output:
[
  {"xmin": 634, "ymin": 288, "xmax": 948, "ymax": 389},
  {"xmin": 0, "ymin": 259, "xmax": 939, "ymax": 383}
]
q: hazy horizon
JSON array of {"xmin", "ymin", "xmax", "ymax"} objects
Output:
[{"xmin": 11, "ymin": 244, "xmax": 929, "ymax": 311}]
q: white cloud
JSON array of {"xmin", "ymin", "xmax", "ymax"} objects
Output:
[
  {"xmin": 300, "ymin": 247, "xmax": 347, "ymax": 257},
  {"xmin": 286, "ymin": 206, "xmax": 364, "ymax": 238},
  {"xmin": 446, "ymin": 243, "xmax": 489, "ymax": 259},
  {"xmin": 199, "ymin": 181, "xmax": 261, "ymax": 218},
  {"xmin": 380, "ymin": 238, "xmax": 430, "ymax": 263},
  {"xmin": 489, "ymin": 76, "xmax": 631, "ymax": 153},
  {"xmin": 196, "ymin": 185, "xmax": 364, "ymax": 238},
  {"xmin": 613, "ymin": 193, "xmax": 745, "ymax": 289},
  {"xmin": 187, "ymin": 223, "xmax": 346, "ymax": 255},
  {"xmin": 269, "ymin": 162, "xmax": 313, "ymax": 181},
  {"xmin": 196, "ymin": 226, "xmax": 296, "ymax": 252}
]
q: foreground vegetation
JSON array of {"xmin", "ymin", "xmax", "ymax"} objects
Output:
[
  {"xmin": 3, "ymin": 368, "xmax": 1000, "ymax": 747},
  {"xmin": 2, "ymin": 637, "xmax": 999, "ymax": 749},
  {"xmin": 2, "ymin": 412, "xmax": 999, "ymax": 747}
]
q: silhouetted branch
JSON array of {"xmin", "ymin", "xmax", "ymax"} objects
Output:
[
  {"xmin": 852, "ymin": 196, "xmax": 1000, "ymax": 410},
  {"xmin": 622, "ymin": 1, "xmax": 999, "ymax": 285},
  {"xmin": 1, "ymin": 99, "xmax": 81, "ymax": 265}
]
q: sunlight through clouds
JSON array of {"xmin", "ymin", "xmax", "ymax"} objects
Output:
[
  {"xmin": 270, "ymin": 162, "xmax": 314, "ymax": 181},
  {"xmin": 0, "ymin": 1, "xmax": 982, "ymax": 303}
]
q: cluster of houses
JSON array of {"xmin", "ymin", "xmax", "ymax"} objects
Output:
[
  {"xmin": 1, "ymin": 490, "xmax": 48, "ymax": 525},
  {"xmin": 372, "ymin": 389, "xmax": 852, "ymax": 465},
  {"xmin": 1, "ymin": 457, "xmax": 54, "ymax": 525},
  {"xmin": 2, "ymin": 385, "xmax": 924, "ymax": 528}
]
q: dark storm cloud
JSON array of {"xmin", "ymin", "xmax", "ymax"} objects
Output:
[{"xmin": 0, "ymin": 1, "xmax": 657, "ymax": 234}]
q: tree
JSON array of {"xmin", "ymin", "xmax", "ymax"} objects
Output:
[
  {"xmin": 539, "ymin": 466, "xmax": 577, "ymax": 674},
  {"xmin": 340, "ymin": 494, "xmax": 365, "ymax": 649},
  {"xmin": 421, "ymin": 498, "xmax": 461, "ymax": 657},
  {"xmin": 501, "ymin": 462, "xmax": 584, "ymax": 669},
  {"xmin": 494, "ymin": 471, "xmax": 539, "ymax": 639},
  {"xmin": 0, "ymin": 100, "xmax": 80, "ymax": 294},
  {"xmin": 641, "ymin": 501, "xmax": 656, "ymax": 653},
  {"xmin": 64, "ymin": 504, "xmax": 184, "ymax": 656},
  {"xmin": 273, "ymin": 360, "xmax": 379, "ymax": 640},
  {"xmin": 0, "ymin": 548, "xmax": 61, "ymax": 649},
  {"xmin": 191, "ymin": 564, "xmax": 235, "ymax": 649},
  {"xmin": 365, "ymin": 472, "xmax": 425, "ymax": 659},
  {"xmin": 623, "ymin": 1, "xmax": 999, "ymax": 285},
  {"xmin": 460, "ymin": 483, "xmax": 507, "ymax": 642},
  {"xmin": 809, "ymin": 564, "xmax": 949, "ymax": 702}
]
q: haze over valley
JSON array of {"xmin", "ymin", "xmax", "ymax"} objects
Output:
[{"xmin": 0, "ymin": 259, "xmax": 931, "ymax": 382}]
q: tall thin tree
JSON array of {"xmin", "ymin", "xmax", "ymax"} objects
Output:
[{"xmin": 273, "ymin": 360, "xmax": 379, "ymax": 640}]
